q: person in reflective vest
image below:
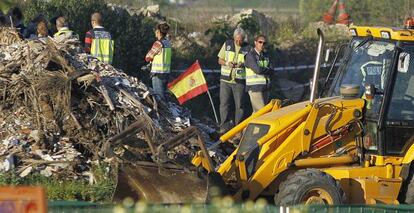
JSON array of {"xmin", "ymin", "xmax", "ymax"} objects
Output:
[
  {"xmin": 144, "ymin": 23, "xmax": 172, "ymax": 101},
  {"xmin": 84, "ymin": 12, "xmax": 114, "ymax": 64},
  {"xmin": 360, "ymin": 60, "xmax": 384, "ymax": 89},
  {"xmin": 54, "ymin": 16, "xmax": 74, "ymax": 38},
  {"xmin": 245, "ymin": 35, "xmax": 273, "ymax": 112},
  {"xmin": 217, "ymin": 27, "xmax": 250, "ymax": 134}
]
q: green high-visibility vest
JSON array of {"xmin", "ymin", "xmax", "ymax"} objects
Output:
[
  {"xmin": 220, "ymin": 40, "xmax": 250, "ymax": 83},
  {"xmin": 91, "ymin": 30, "xmax": 114, "ymax": 64},
  {"xmin": 246, "ymin": 54, "xmax": 270, "ymax": 87},
  {"xmin": 151, "ymin": 39, "xmax": 172, "ymax": 74}
]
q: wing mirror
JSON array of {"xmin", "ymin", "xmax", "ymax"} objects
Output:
[{"xmin": 398, "ymin": 52, "xmax": 410, "ymax": 73}]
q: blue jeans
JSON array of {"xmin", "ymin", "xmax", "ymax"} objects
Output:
[{"xmin": 151, "ymin": 75, "xmax": 168, "ymax": 101}]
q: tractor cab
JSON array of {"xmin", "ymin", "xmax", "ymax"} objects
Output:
[{"xmin": 327, "ymin": 26, "xmax": 414, "ymax": 157}]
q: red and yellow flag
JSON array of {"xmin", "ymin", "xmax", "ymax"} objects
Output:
[{"xmin": 168, "ymin": 60, "xmax": 208, "ymax": 105}]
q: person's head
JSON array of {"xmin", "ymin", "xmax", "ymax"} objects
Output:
[
  {"xmin": 56, "ymin": 16, "xmax": 68, "ymax": 30},
  {"xmin": 405, "ymin": 17, "xmax": 414, "ymax": 29},
  {"xmin": 254, "ymin": 34, "xmax": 267, "ymax": 53},
  {"xmin": 37, "ymin": 20, "xmax": 48, "ymax": 37},
  {"xmin": 155, "ymin": 23, "xmax": 169, "ymax": 39},
  {"xmin": 233, "ymin": 28, "xmax": 246, "ymax": 46},
  {"xmin": 0, "ymin": 12, "xmax": 7, "ymax": 27},
  {"xmin": 91, "ymin": 12, "xmax": 103, "ymax": 28}
]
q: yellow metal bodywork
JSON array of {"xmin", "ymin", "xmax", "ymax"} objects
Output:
[
  {"xmin": 190, "ymin": 26, "xmax": 414, "ymax": 204},
  {"xmin": 217, "ymin": 97, "xmax": 366, "ymax": 201},
  {"xmin": 322, "ymin": 163, "xmax": 403, "ymax": 204},
  {"xmin": 220, "ymin": 99, "xmax": 281, "ymax": 142},
  {"xmin": 350, "ymin": 26, "xmax": 414, "ymax": 41},
  {"xmin": 192, "ymin": 94, "xmax": 414, "ymax": 204}
]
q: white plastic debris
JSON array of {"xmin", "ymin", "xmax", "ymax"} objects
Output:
[
  {"xmin": 40, "ymin": 166, "xmax": 53, "ymax": 177},
  {"xmin": 19, "ymin": 166, "xmax": 33, "ymax": 178},
  {"xmin": 0, "ymin": 155, "xmax": 15, "ymax": 172}
]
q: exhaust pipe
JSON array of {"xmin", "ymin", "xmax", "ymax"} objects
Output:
[{"xmin": 310, "ymin": 29, "xmax": 325, "ymax": 103}]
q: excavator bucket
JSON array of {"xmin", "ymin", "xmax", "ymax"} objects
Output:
[
  {"xmin": 105, "ymin": 118, "xmax": 217, "ymax": 203},
  {"xmin": 113, "ymin": 163, "xmax": 209, "ymax": 203}
]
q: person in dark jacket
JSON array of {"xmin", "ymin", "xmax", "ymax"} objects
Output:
[
  {"xmin": 245, "ymin": 34, "xmax": 273, "ymax": 112},
  {"xmin": 8, "ymin": 7, "xmax": 27, "ymax": 37}
]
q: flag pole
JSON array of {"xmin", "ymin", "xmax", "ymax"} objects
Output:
[{"xmin": 206, "ymin": 90, "xmax": 219, "ymax": 124}]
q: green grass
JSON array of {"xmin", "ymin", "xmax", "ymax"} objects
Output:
[{"xmin": 0, "ymin": 164, "xmax": 115, "ymax": 202}]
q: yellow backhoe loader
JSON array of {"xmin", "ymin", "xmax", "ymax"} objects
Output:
[{"xmin": 115, "ymin": 26, "xmax": 414, "ymax": 205}]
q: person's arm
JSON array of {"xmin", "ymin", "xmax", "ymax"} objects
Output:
[
  {"xmin": 145, "ymin": 41, "xmax": 162, "ymax": 62},
  {"xmin": 265, "ymin": 57, "xmax": 274, "ymax": 75},
  {"xmin": 84, "ymin": 31, "xmax": 93, "ymax": 53},
  {"xmin": 245, "ymin": 53, "xmax": 264, "ymax": 74},
  {"xmin": 218, "ymin": 58, "xmax": 227, "ymax": 65},
  {"xmin": 217, "ymin": 43, "xmax": 235, "ymax": 67}
]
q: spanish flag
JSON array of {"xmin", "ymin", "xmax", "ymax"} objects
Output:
[{"xmin": 168, "ymin": 60, "xmax": 208, "ymax": 105}]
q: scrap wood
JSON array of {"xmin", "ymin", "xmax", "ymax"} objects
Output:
[{"xmin": 0, "ymin": 27, "xmax": 220, "ymax": 180}]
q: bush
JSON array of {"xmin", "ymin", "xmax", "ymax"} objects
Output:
[
  {"xmin": 205, "ymin": 20, "xmax": 233, "ymax": 49},
  {"xmin": 23, "ymin": 0, "xmax": 156, "ymax": 78},
  {"xmin": 237, "ymin": 14, "xmax": 261, "ymax": 41}
]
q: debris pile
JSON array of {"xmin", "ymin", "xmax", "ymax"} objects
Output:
[
  {"xmin": 212, "ymin": 9, "xmax": 275, "ymax": 36},
  {"xmin": 107, "ymin": 4, "xmax": 166, "ymax": 23},
  {"xmin": 0, "ymin": 27, "xmax": 217, "ymax": 181}
]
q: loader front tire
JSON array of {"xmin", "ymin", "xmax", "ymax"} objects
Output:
[{"xmin": 274, "ymin": 169, "xmax": 344, "ymax": 205}]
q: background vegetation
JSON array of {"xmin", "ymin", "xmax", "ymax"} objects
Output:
[{"xmin": 21, "ymin": 0, "xmax": 156, "ymax": 81}]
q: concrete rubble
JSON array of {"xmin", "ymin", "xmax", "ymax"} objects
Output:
[
  {"xmin": 107, "ymin": 3, "xmax": 166, "ymax": 23},
  {"xmin": 0, "ymin": 27, "xmax": 220, "ymax": 181},
  {"xmin": 212, "ymin": 9, "xmax": 275, "ymax": 36}
]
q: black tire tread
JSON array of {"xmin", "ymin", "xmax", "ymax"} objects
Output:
[
  {"xmin": 274, "ymin": 169, "xmax": 345, "ymax": 205},
  {"xmin": 400, "ymin": 165, "xmax": 414, "ymax": 204}
]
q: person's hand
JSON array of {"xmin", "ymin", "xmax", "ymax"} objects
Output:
[
  {"xmin": 226, "ymin": 61, "xmax": 236, "ymax": 68},
  {"xmin": 263, "ymin": 67, "xmax": 273, "ymax": 75},
  {"xmin": 236, "ymin": 63, "xmax": 245, "ymax": 68},
  {"xmin": 141, "ymin": 63, "xmax": 151, "ymax": 72}
]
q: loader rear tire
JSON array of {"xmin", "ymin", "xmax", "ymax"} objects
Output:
[
  {"xmin": 399, "ymin": 164, "xmax": 414, "ymax": 204},
  {"xmin": 274, "ymin": 169, "xmax": 345, "ymax": 205}
]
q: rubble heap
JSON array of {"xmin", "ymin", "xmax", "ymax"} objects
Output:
[{"xmin": 0, "ymin": 27, "xmax": 216, "ymax": 181}]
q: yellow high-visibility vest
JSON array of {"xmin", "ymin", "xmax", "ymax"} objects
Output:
[
  {"xmin": 91, "ymin": 30, "xmax": 114, "ymax": 64},
  {"xmin": 220, "ymin": 40, "xmax": 250, "ymax": 83},
  {"xmin": 151, "ymin": 39, "xmax": 172, "ymax": 74},
  {"xmin": 54, "ymin": 28, "xmax": 73, "ymax": 37},
  {"xmin": 246, "ymin": 53, "xmax": 270, "ymax": 87}
]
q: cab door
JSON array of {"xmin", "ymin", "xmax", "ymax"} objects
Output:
[{"xmin": 384, "ymin": 45, "xmax": 414, "ymax": 156}]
